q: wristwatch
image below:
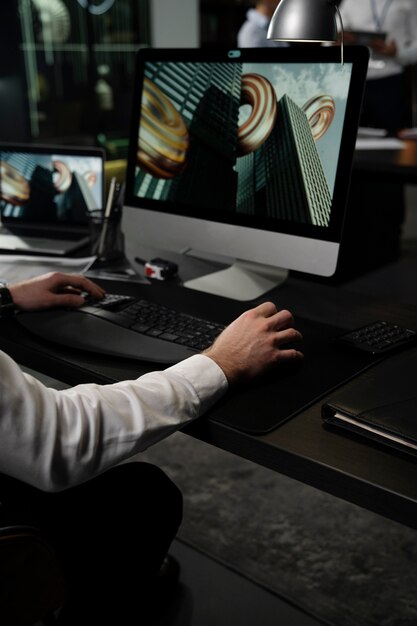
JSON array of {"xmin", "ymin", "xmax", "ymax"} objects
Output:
[{"xmin": 0, "ymin": 282, "xmax": 16, "ymax": 318}]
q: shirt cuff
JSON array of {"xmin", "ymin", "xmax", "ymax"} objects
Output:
[
  {"xmin": 396, "ymin": 45, "xmax": 414, "ymax": 66},
  {"xmin": 165, "ymin": 353, "xmax": 228, "ymax": 415}
]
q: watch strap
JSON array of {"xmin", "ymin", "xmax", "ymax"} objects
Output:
[{"xmin": 0, "ymin": 286, "xmax": 16, "ymax": 318}]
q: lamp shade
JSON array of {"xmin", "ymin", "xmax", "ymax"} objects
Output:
[{"xmin": 267, "ymin": 0, "xmax": 338, "ymax": 42}]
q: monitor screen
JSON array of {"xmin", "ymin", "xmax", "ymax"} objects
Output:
[
  {"xmin": 0, "ymin": 144, "xmax": 105, "ymax": 225},
  {"xmin": 124, "ymin": 46, "xmax": 369, "ymax": 300}
]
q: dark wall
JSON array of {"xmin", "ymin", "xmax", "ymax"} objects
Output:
[{"xmin": 0, "ymin": 2, "xmax": 30, "ymax": 142}]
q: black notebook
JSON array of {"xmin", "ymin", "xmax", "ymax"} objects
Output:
[{"xmin": 322, "ymin": 347, "xmax": 417, "ymax": 456}]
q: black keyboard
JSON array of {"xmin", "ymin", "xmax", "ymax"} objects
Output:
[
  {"xmin": 17, "ymin": 293, "xmax": 227, "ymax": 364},
  {"xmin": 337, "ymin": 320, "xmax": 417, "ymax": 355},
  {"xmin": 83, "ymin": 293, "xmax": 225, "ymax": 352}
]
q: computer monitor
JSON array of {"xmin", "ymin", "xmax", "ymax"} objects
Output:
[{"xmin": 124, "ymin": 45, "xmax": 369, "ymax": 300}]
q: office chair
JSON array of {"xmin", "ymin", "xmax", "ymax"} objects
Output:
[{"xmin": 0, "ymin": 524, "xmax": 66, "ymax": 625}]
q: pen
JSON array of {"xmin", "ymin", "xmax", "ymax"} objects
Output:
[{"xmin": 97, "ymin": 176, "xmax": 117, "ymax": 259}]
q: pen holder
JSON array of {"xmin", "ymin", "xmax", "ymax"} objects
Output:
[{"xmin": 89, "ymin": 209, "xmax": 125, "ymax": 263}]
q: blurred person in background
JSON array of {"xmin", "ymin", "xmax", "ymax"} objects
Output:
[
  {"xmin": 340, "ymin": 0, "xmax": 417, "ymax": 132},
  {"xmin": 237, "ymin": 0, "xmax": 284, "ymax": 47}
]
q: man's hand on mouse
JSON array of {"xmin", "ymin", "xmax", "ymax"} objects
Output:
[
  {"xmin": 9, "ymin": 272, "xmax": 105, "ymax": 312},
  {"xmin": 204, "ymin": 301, "xmax": 303, "ymax": 385}
]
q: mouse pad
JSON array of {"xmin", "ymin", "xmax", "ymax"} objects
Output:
[{"xmin": 207, "ymin": 316, "xmax": 380, "ymax": 435}]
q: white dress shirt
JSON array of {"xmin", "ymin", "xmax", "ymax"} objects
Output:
[
  {"xmin": 237, "ymin": 9, "xmax": 284, "ymax": 47},
  {"xmin": 340, "ymin": 0, "xmax": 417, "ymax": 79},
  {"xmin": 0, "ymin": 351, "xmax": 228, "ymax": 492}
]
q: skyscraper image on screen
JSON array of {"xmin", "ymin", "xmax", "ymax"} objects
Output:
[{"xmin": 133, "ymin": 60, "xmax": 348, "ymax": 228}]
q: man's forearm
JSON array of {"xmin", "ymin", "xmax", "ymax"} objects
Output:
[{"xmin": 0, "ymin": 351, "xmax": 227, "ymax": 492}]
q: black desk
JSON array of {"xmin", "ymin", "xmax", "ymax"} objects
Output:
[{"xmin": 2, "ymin": 266, "xmax": 417, "ymax": 531}]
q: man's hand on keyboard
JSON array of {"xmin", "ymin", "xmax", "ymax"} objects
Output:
[
  {"xmin": 9, "ymin": 272, "xmax": 105, "ymax": 311},
  {"xmin": 203, "ymin": 302, "xmax": 303, "ymax": 385}
]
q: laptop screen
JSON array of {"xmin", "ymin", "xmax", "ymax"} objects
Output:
[{"xmin": 0, "ymin": 144, "xmax": 105, "ymax": 226}]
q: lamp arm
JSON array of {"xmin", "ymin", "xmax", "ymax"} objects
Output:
[{"xmin": 334, "ymin": 3, "xmax": 344, "ymax": 65}]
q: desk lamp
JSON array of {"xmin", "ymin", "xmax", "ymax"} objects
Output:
[{"xmin": 267, "ymin": 0, "xmax": 345, "ymax": 64}]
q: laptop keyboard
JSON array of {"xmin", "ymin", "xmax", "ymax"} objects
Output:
[
  {"xmin": 83, "ymin": 293, "xmax": 225, "ymax": 351},
  {"xmin": 0, "ymin": 225, "xmax": 85, "ymax": 240},
  {"xmin": 0, "ymin": 233, "xmax": 74, "ymax": 248},
  {"xmin": 0, "ymin": 225, "xmax": 89, "ymax": 254}
]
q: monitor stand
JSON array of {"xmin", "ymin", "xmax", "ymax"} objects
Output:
[{"xmin": 183, "ymin": 259, "xmax": 289, "ymax": 301}]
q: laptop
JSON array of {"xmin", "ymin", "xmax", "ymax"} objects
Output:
[{"xmin": 0, "ymin": 143, "xmax": 105, "ymax": 255}]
